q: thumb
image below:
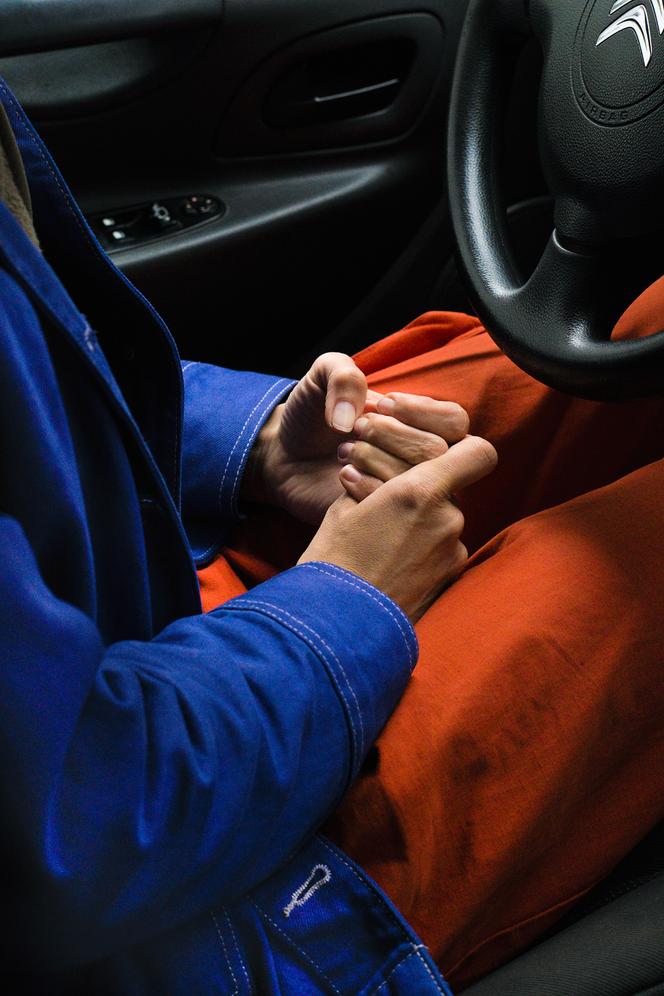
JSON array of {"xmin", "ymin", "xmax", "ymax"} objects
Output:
[
  {"xmin": 311, "ymin": 353, "xmax": 368, "ymax": 434},
  {"xmin": 399, "ymin": 435, "xmax": 498, "ymax": 499}
]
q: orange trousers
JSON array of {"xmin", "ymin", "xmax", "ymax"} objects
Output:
[{"xmin": 198, "ymin": 281, "xmax": 664, "ymax": 990}]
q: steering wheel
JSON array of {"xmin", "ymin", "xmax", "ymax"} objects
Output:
[{"xmin": 448, "ymin": 0, "xmax": 664, "ymax": 400}]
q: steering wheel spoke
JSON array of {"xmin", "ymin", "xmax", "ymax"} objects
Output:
[{"xmin": 520, "ymin": 234, "xmax": 608, "ymax": 343}]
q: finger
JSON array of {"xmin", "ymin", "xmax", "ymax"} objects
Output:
[
  {"xmin": 363, "ymin": 389, "xmax": 384, "ymax": 413},
  {"xmin": 337, "ymin": 440, "xmax": 411, "ymax": 482},
  {"xmin": 311, "ymin": 353, "xmax": 368, "ymax": 434},
  {"xmin": 401, "ymin": 435, "xmax": 498, "ymax": 501},
  {"xmin": 354, "ymin": 413, "xmax": 448, "ymax": 466},
  {"xmin": 339, "ymin": 464, "xmax": 383, "ymax": 502},
  {"xmin": 376, "ymin": 393, "xmax": 470, "ymax": 443}
]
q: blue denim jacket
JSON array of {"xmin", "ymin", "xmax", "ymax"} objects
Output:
[{"xmin": 0, "ymin": 82, "xmax": 451, "ymax": 995}]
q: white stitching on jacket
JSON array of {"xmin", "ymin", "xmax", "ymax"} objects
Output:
[
  {"xmin": 221, "ymin": 601, "xmax": 361, "ymax": 765},
  {"xmin": 210, "ymin": 911, "xmax": 239, "ymax": 995},
  {"xmin": 223, "ymin": 907, "xmax": 252, "ymax": 994},
  {"xmin": 216, "ymin": 378, "xmax": 288, "ymax": 515},
  {"xmin": 250, "ymin": 900, "xmax": 342, "ymax": 995},
  {"xmin": 239, "ymin": 598, "xmax": 365, "ymax": 758},
  {"xmin": 305, "ymin": 564, "xmax": 416, "ymax": 669}
]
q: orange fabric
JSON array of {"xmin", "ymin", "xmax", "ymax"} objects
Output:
[
  {"xmin": 613, "ymin": 273, "xmax": 664, "ymax": 339},
  {"xmin": 198, "ymin": 282, "xmax": 664, "ymax": 990}
]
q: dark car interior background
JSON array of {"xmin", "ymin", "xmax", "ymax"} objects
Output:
[{"xmin": 1, "ymin": 0, "xmax": 662, "ymax": 993}]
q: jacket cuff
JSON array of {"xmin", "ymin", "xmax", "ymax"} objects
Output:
[
  {"xmin": 221, "ymin": 562, "xmax": 418, "ymax": 781},
  {"xmin": 181, "ymin": 362, "xmax": 296, "ymax": 562}
]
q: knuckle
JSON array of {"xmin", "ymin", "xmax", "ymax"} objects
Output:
[
  {"xmin": 418, "ymin": 480, "xmax": 443, "ymax": 510},
  {"xmin": 359, "ymin": 414, "xmax": 379, "ymax": 441},
  {"xmin": 330, "ymin": 364, "xmax": 365, "ymax": 389},
  {"xmin": 449, "ymin": 505, "xmax": 466, "ymax": 537},
  {"xmin": 352, "ymin": 441, "xmax": 372, "ymax": 464},
  {"xmin": 445, "ymin": 505, "xmax": 465, "ymax": 538},
  {"xmin": 425, "ymin": 436, "xmax": 448, "ymax": 459}
]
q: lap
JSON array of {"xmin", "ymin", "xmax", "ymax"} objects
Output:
[
  {"xmin": 198, "ymin": 309, "xmax": 664, "ymax": 986},
  {"xmin": 324, "ymin": 455, "xmax": 664, "ymax": 987}
]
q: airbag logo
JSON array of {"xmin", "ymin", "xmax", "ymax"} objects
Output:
[{"xmin": 596, "ymin": 0, "xmax": 664, "ymax": 66}]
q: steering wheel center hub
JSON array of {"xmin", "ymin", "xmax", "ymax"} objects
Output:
[{"xmin": 576, "ymin": 0, "xmax": 664, "ymax": 123}]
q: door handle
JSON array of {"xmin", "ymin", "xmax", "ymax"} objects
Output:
[
  {"xmin": 276, "ymin": 76, "xmax": 402, "ymax": 125},
  {"xmin": 313, "ymin": 76, "xmax": 400, "ymax": 108},
  {"xmin": 265, "ymin": 40, "xmax": 412, "ymax": 129}
]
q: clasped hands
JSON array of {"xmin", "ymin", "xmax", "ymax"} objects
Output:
[{"xmin": 245, "ymin": 353, "xmax": 497, "ymax": 622}]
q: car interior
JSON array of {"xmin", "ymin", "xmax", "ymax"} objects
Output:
[{"xmin": 1, "ymin": 0, "xmax": 663, "ymax": 992}]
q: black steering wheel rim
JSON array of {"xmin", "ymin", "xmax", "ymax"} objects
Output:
[{"xmin": 448, "ymin": 0, "xmax": 664, "ymax": 401}]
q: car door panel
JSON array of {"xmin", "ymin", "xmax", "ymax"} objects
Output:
[
  {"xmin": 0, "ymin": 0, "xmax": 468, "ymax": 374},
  {"xmin": 0, "ymin": 0, "xmax": 221, "ymax": 55}
]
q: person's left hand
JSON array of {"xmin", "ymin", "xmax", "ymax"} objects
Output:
[{"xmin": 243, "ymin": 352, "xmax": 470, "ymax": 526}]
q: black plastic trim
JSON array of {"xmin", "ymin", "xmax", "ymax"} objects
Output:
[
  {"xmin": 0, "ymin": 0, "xmax": 223, "ymax": 57},
  {"xmin": 216, "ymin": 13, "xmax": 445, "ymax": 156}
]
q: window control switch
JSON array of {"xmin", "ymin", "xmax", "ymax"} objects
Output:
[{"xmin": 88, "ymin": 195, "xmax": 225, "ymax": 250}]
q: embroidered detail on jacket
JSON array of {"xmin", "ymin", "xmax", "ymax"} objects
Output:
[
  {"xmin": 83, "ymin": 323, "xmax": 96, "ymax": 352},
  {"xmin": 283, "ymin": 864, "xmax": 332, "ymax": 918}
]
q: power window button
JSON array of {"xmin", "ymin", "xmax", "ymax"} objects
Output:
[
  {"xmin": 151, "ymin": 203, "xmax": 176, "ymax": 228},
  {"xmin": 182, "ymin": 195, "xmax": 219, "ymax": 217},
  {"xmin": 89, "ymin": 194, "xmax": 225, "ymax": 250}
]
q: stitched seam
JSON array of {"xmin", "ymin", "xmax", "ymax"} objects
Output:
[
  {"xmin": 229, "ymin": 386, "xmax": 284, "ymax": 513},
  {"xmin": 216, "ymin": 379, "xmax": 288, "ymax": 516},
  {"xmin": 305, "ymin": 565, "xmax": 415, "ymax": 669},
  {"xmin": 223, "ymin": 907, "xmax": 252, "ymax": 995},
  {"xmin": 221, "ymin": 602, "xmax": 360, "ymax": 766},
  {"xmin": 320, "ymin": 564, "xmax": 414, "ymax": 639},
  {"xmin": 239, "ymin": 599, "xmax": 365, "ymax": 758},
  {"xmin": 195, "ymin": 532, "xmax": 226, "ymax": 567},
  {"xmin": 317, "ymin": 838, "xmax": 409, "ymax": 936},
  {"xmin": 194, "ymin": 379, "xmax": 290, "ymax": 564},
  {"xmin": 317, "ymin": 841, "xmax": 446, "ymax": 994},
  {"xmin": 367, "ymin": 950, "xmax": 418, "ymax": 995},
  {"xmin": 414, "ymin": 949, "xmax": 447, "ymax": 995},
  {"xmin": 308, "ymin": 564, "xmax": 414, "ymax": 652},
  {"xmin": 0, "ymin": 82, "xmax": 183, "ymax": 492},
  {"xmin": 444, "ymin": 879, "xmax": 601, "ymax": 979},
  {"xmin": 210, "ymin": 911, "xmax": 239, "ymax": 995},
  {"xmin": 250, "ymin": 900, "xmax": 342, "ymax": 996}
]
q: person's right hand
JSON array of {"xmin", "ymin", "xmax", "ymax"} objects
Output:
[{"xmin": 298, "ymin": 435, "xmax": 498, "ymax": 623}]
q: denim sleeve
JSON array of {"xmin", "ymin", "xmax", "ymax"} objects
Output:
[
  {"xmin": 180, "ymin": 361, "xmax": 296, "ymax": 563},
  {"xmin": 1, "ymin": 515, "xmax": 417, "ymax": 969}
]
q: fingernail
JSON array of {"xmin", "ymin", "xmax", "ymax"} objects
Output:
[
  {"xmin": 355, "ymin": 417, "xmax": 369, "ymax": 436},
  {"xmin": 333, "ymin": 401, "xmax": 356, "ymax": 432},
  {"xmin": 341, "ymin": 465, "xmax": 361, "ymax": 483},
  {"xmin": 376, "ymin": 398, "xmax": 395, "ymax": 415},
  {"xmin": 337, "ymin": 442, "xmax": 354, "ymax": 462}
]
